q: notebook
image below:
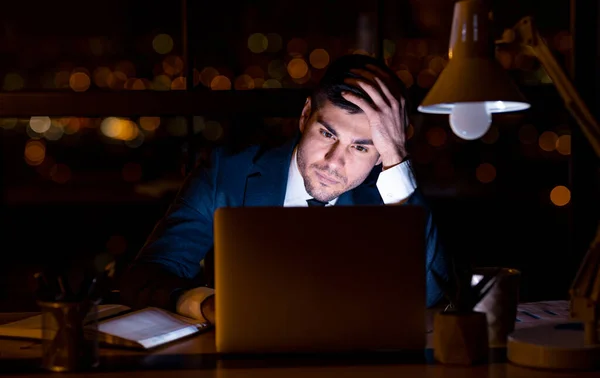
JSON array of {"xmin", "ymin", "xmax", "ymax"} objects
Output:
[{"xmin": 0, "ymin": 304, "xmax": 210, "ymax": 349}]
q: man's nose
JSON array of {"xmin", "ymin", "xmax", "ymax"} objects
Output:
[{"xmin": 324, "ymin": 142, "xmax": 345, "ymax": 168}]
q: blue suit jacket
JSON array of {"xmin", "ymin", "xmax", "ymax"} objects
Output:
[{"xmin": 120, "ymin": 136, "xmax": 449, "ymax": 309}]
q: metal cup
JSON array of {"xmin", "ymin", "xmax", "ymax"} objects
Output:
[
  {"xmin": 472, "ymin": 267, "xmax": 521, "ymax": 347},
  {"xmin": 37, "ymin": 300, "xmax": 100, "ymax": 372}
]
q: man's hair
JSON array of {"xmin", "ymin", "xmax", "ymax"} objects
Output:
[{"xmin": 310, "ymin": 54, "xmax": 409, "ymax": 119}]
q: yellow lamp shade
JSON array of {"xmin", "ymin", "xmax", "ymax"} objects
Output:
[{"xmin": 417, "ymin": 0, "xmax": 530, "ymax": 115}]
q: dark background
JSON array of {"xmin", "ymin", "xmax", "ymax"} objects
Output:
[{"xmin": 0, "ymin": 0, "xmax": 598, "ymax": 311}]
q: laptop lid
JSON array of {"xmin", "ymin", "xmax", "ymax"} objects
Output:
[{"xmin": 214, "ymin": 205, "xmax": 426, "ymax": 354}]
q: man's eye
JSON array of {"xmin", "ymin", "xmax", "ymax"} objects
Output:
[
  {"xmin": 320, "ymin": 130, "xmax": 333, "ymax": 139},
  {"xmin": 354, "ymin": 145, "xmax": 368, "ymax": 153}
]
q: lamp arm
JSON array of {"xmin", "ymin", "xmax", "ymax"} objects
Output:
[
  {"xmin": 505, "ymin": 16, "xmax": 600, "ymax": 158},
  {"xmin": 502, "ymin": 16, "xmax": 600, "ymax": 345}
]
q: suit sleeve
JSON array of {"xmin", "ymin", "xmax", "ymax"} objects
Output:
[
  {"xmin": 119, "ymin": 149, "xmax": 220, "ymax": 311},
  {"xmin": 406, "ymin": 190, "xmax": 450, "ymax": 308}
]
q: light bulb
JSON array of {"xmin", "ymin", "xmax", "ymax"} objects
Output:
[{"xmin": 449, "ymin": 102, "xmax": 492, "ymax": 140}]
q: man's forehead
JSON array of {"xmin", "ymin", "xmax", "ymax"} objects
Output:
[{"xmin": 315, "ymin": 108, "xmax": 371, "ymax": 139}]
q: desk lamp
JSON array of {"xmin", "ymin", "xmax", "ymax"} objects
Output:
[{"xmin": 417, "ymin": 0, "xmax": 600, "ymax": 370}]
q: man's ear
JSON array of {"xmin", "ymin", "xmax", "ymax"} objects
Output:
[
  {"xmin": 298, "ymin": 97, "xmax": 312, "ymax": 133},
  {"xmin": 375, "ymin": 154, "xmax": 382, "ymax": 166}
]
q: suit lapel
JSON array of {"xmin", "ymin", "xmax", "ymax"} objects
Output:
[{"xmin": 243, "ymin": 136, "xmax": 298, "ymax": 207}]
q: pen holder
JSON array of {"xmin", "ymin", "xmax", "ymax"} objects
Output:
[
  {"xmin": 433, "ymin": 310, "xmax": 489, "ymax": 365},
  {"xmin": 473, "ymin": 267, "xmax": 521, "ymax": 347},
  {"xmin": 37, "ymin": 299, "xmax": 100, "ymax": 372}
]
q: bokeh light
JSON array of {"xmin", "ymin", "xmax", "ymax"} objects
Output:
[
  {"xmin": 200, "ymin": 67, "xmax": 219, "ymax": 88},
  {"xmin": 476, "ymin": 163, "xmax": 496, "ymax": 184},
  {"xmin": 69, "ymin": 72, "xmax": 91, "ymax": 92},
  {"xmin": 152, "ymin": 75, "xmax": 172, "ymax": 90},
  {"xmin": 43, "ymin": 123, "xmax": 64, "ymax": 141},
  {"xmin": 115, "ymin": 61, "xmax": 136, "ymax": 78},
  {"xmin": 396, "ymin": 70, "xmax": 414, "ymax": 88},
  {"xmin": 54, "ymin": 71, "xmax": 71, "ymax": 89},
  {"xmin": 268, "ymin": 60, "xmax": 286, "ymax": 79},
  {"xmin": 1, "ymin": 118, "xmax": 18, "ymax": 130},
  {"xmin": 100, "ymin": 117, "xmax": 139, "ymax": 141},
  {"xmin": 50, "ymin": 163, "xmax": 71, "ymax": 184},
  {"xmin": 309, "ymin": 49, "xmax": 330, "ymax": 69},
  {"xmin": 3, "ymin": 73, "xmax": 24, "ymax": 91},
  {"xmin": 234, "ymin": 74, "xmax": 254, "ymax": 90},
  {"xmin": 203, "ymin": 121, "xmax": 223, "ymax": 141},
  {"xmin": 210, "ymin": 75, "xmax": 232, "ymax": 90},
  {"xmin": 550, "ymin": 185, "xmax": 570, "ymax": 206},
  {"xmin": 383, "ymin": 39, "xmax": 396, "ymax": 59},
  {"xmin": 29, "ymin": 117, "xmax": 51, "ymax": 134},
  {"xmin": 428, "ymin": 56, "xmax": 447, "ymax": 74},
  {"xmin": 107, "ymin": 71, "xmax": 127, "ymax": 90},
  {"xmin": 245, "ymin": 66, "xmax": 264, "ymax": 79},
  {"xmin": 287, "ymin": 58, "xmax": 309, "ymax": 79},
  {"xmin": 481, "ymin": 126, "xmax": 500, "ymax": 144},
  {"xmin": 263, "ymin": 79, "xmax": 282, "ymax": 88},
  {"xmin": 166, "ymin": 117, "xmax": 187, "ymax": 136},
  {"xmin": 163, "ymin": 55, "xmax": 184, "ymax": 76},
  {"xmin": 171, "ymin": 77, "xmax": 186, "ymax": 90},
  {"xmin": 556, "ymin": 135, "xmax": 571, "ymax": 155},
  {"xmin": 139, "ymin": 117, "xmax": 160, "ymax": 131},
  {"xmin": 24, "ymin": 140, "xmax": 46, "ymax": 166},
  {"xmin": 59, "ymin": 117, "xmax": 81, "ymax": 134},
  {"xmin": 153, "ymin": 34, "xmax": 174, "ymax": 54},
  {"xmin": 538, "ymin": 131, "xmax": 558, "ymax": 152},
  {"xmin": 93, "ymin": 67, "xmax": 111, "ymax": 88},
  {"xmin": 248, "ymin": 33, "xmax": 268, "ymax": 53}
]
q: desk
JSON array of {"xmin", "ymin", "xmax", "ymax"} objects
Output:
[{"xmin": 0, "ymin": 300, "xmax": 595, "ymax": 377}]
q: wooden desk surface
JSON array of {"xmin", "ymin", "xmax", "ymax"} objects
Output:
[{"xmin": 2, "ymin": 300, "xmax": 594, "ymax": 377}]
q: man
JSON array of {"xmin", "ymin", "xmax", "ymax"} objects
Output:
[{"xmin": 120, "ymin": 54, "xmax": 449, "ymax": 323}]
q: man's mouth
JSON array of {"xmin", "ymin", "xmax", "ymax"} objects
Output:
[{"xmin": 315, "ymin": 171, "xmax": 339, "ymax": 185}]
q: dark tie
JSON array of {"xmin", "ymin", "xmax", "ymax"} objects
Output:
[{"xmin": 307, "ymin": 198, "xmax": 328, "ymax": 207}]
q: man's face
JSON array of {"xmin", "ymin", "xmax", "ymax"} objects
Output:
[{"xmin": 297, "ymin": 99, "xmax": 382, "ymax": 202}]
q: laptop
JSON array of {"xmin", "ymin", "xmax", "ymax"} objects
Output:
[{"xmin": 213, "ymin": 205, "xmax": 426, "ymax": 354}]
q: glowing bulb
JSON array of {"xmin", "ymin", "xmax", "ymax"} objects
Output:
[{"xmin": 449, "ymin": 102, "xmax": 492, "ymax": 140}]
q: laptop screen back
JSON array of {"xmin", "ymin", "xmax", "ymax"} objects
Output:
[{"xmin": 214, "ymin": 205, "xmax": 426, "ymax": 354}]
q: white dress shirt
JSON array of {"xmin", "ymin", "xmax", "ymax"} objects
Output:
[{"xmin": 177, "ymin": 147, "xmax": 417, "ymax": 322}]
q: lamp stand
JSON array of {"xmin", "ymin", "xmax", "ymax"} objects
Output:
[
  {"xmin": 506, "ymin": 225, "xmax": 600, "ymax": 370},
  {"xmin": 498, "ymin": 16, "xmax": 600, "ymax": 371},
  {"xmin": 507, "ymin": 323, "xmax": 600, "ymax": 370}
]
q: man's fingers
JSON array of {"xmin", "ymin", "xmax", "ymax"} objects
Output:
[
  {"xmin": 374, "ymin": 76, "xmax": 399, "ymax": 111},
  {"xmin": 350, "ymin": 68, "xmax": 378, "ymax": 84},
  {"xmin": 363, "ymin": 64, "xmax": 404, "ymax": 100},
  {"xmin": 344, "ymin": 77, "xmax": 389, "ymax": 109},
  {"xmin": 365, "ymin": 64, "xmax": 390, "ymax": 80},
  {"xmin": 341, "ymin": 90, "xmax": 378, "ymax": 118}
]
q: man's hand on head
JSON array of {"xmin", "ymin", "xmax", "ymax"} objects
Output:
[{"xmin": 341, "ymin": 64, "xmax": 408, "ymax": 169}]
